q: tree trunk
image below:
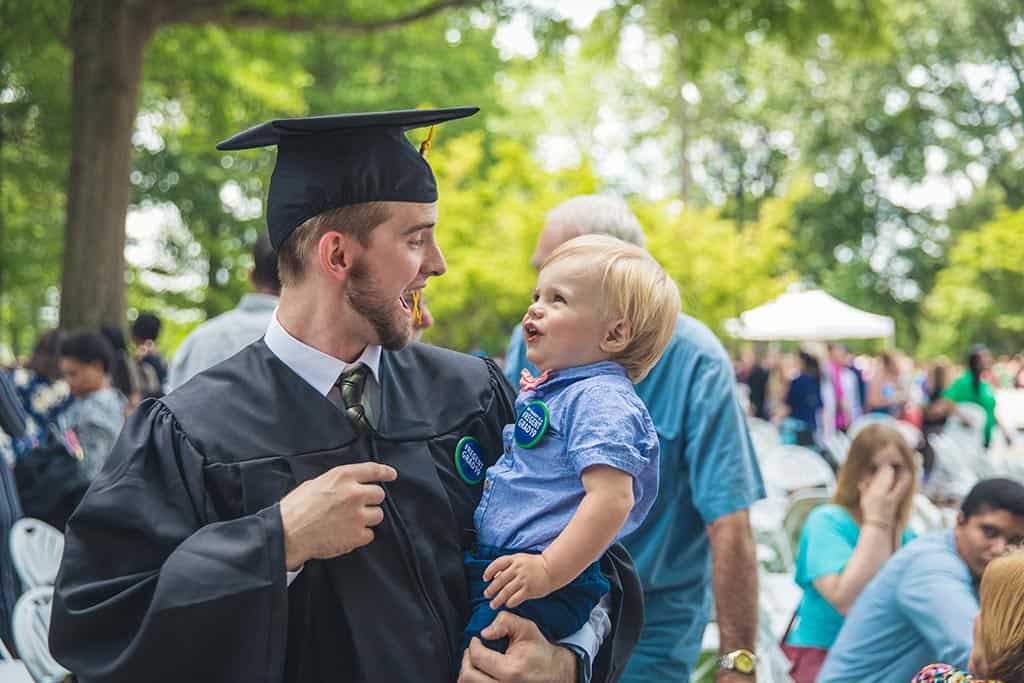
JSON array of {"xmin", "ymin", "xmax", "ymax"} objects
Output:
[{"xmin": 60, "ymin": 1, "xmax": 156, "ymax": 330}]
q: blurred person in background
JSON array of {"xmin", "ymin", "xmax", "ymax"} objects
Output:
[
  {"xmin": 168, "ymin": 234, "xmax": 281, "ymax": 390},
  {"xmin": 993, "ymin": 355, "xmax": 1014, "ymax": 389},
  {"xmin": 130, "ymin": 312, "xmax": 167, "ymax": 398},
  {"xmin": 827, "ymin": 343, "xmax": 862, "ymax": 431},
  {"xmin": 58, "ymin": 330, "xmax": 127, "ymax": 479},
  {"xmin": 9, "ymin": 329, "xmax": 69, "ymax": 436},
  {"xmin": 945, "ymin": 345, "xmax": 1014, "ymax": 448},
  {"xmin": 766, "ymin": 350, "xmax": 791, "ymax": 422},
  {"xmin": 101, "ymin": 324, "xmax": 146, "ymax": 413},
  {"xmin": 923, "ymin": 361, "xmax": 966, "ymax": 434},
  {"xmin": 866, "ymin": 351, "xmax": 909, "ymax": 417},
  {"xmin": 912, "ymin": 549, "xmax": 1024, "ymax": 683},
  {"xmin": 782, "ymin": 423, "xmax": 917, "ymax": 683},
  {"xmin": 778, "ymin": 351, "xmax": 823, "ymax": 446},
  {"xmin": 744, "ymin": 345, "xmax": 772, "ymax": 421}
]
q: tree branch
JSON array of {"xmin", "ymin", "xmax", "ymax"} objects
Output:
[{"xmin": 169, "ymin": 0, "xmax": 484, "ymax": 34}]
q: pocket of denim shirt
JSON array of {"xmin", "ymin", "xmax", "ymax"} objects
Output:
[{"xmin": 522, "ymin": 424, "xmax": 576, "ymax": 474}]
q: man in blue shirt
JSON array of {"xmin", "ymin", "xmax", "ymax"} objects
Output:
[
  {"xmin": 505, "ymin": 195, "xmax": 766, "ymax": 682},
  {"xmin": 819, "ymin": 478, "xmax": 1024, "ymax": 683}
]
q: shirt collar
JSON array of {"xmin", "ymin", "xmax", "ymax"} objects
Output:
[
  {"xmin": 527, "ymin": 360, "xmax": 627, "ymax": 399},
  {"xmin": 264, "ymin": 311, "xmax": 382, "ymax": 397}
]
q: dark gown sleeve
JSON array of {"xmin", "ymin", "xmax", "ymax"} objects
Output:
[
  {"xmin": 49, "ymin": 400, "xmax": 289, "ymax": 683},
  {"xmin": 594, "ymin": 543, "xmax": 643, "ymax": 683}
]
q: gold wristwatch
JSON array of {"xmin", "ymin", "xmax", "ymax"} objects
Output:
[{"xmin": 718, "ymin": 649, "xmax": 757, "ymax": 675}]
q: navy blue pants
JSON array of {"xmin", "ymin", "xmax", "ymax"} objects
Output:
[{"xmin": 462, "ymin": 544, "xmax": 609, "ymax": 653}]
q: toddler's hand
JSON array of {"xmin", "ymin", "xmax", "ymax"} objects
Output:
[{"xmin": 482, "ymin": 553, "xmax": 556, "ymax": 609}]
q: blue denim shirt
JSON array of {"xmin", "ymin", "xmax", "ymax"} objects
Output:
[{"xmin": 475, "ymin": 361, "xmax": 659, "ymax": 552}]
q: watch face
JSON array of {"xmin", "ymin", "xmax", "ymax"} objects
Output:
[{"xmin": 735, "ymin": 652, "xmax": 755, "ymax": 674}]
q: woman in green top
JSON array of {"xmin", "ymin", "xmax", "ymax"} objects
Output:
[
  {"xmin": 944, "ymin": 345, "xmax": 1013, "ymax": 448},
  {"xmin": 783, "ymin": 423, "xmax": 918, "ymax": 683}
]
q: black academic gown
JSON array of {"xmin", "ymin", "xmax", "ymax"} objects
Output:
[{"xmin": 50, "ymin": 340, "xmax": 642, "ymax": 683}]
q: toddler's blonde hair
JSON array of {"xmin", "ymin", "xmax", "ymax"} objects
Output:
[{"xmin": 542, "ymin": 234, "xmax": 680, "ymax": 383}]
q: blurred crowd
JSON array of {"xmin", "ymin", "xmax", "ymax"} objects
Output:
[{"xmin": 734, "ymin": 343, "xmax": 1021, "ymax": 454}]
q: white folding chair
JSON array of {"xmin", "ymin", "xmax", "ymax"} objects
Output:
[
  {"xmin": 12, "ymin": 586, "xmax": 69, "ymax": 683},
  {"xmin": 924, "ymin": 433, "xmax": 978, "ymax": 501},
  {"xmin": 750, "ymin": 497, "xmax": 794, "ymax": 572},
  {"xmin": 0, "ymin": 633, "xmax": 35, "ymax": 683},
  {"xmin": 782, "ymin": 489, "xmax": 831, "ymax": 553},
  {"xmin": 759, "ymin": 446, "xmax": 836, "ymax": 496},
  {"xmin": 952, "ymin": 403, "xmax": 987, "ymax": 436},
  {"xmin": 892, "ymin": 420, "xmax": 923, "ymax": 450},
  {"xmin": 847, "ymin": 413, "xmax": 895, "ymax": 439},
  {"xmin": 821, "ymin": 431, "xmax": 851, "ymax": 467},
  {"xmin": 759, "ymin": 571, "xmax": 803, "ymax": 640},
  {"xmin": 909, "ymin": 493, "xmax": 948, "ymax": 537},
  {"xmin": 747, "ymin": 417, "xmax": 782, "ymax": 457},
  {"xmin": 9, "ymin": 519, "xmax": 64, "ymax": 589}
]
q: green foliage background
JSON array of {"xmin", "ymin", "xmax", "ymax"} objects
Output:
[{"xmin": 1, "ymin": 0, "xmax": 1022, "ymax": 360}]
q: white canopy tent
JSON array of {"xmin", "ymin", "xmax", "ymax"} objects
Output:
[{"xmin": 726, "ymin": 289, "xmax": 895, "ymax": 341}]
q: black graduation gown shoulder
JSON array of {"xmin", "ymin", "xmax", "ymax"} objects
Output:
[{"xmin": 49, "ymin": 340, "xmax": 641, "ymax": 682}]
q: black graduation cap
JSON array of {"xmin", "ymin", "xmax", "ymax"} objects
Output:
[{"xmin": 216, "ymin": 106, "xmax": 479, "ymax": 250}]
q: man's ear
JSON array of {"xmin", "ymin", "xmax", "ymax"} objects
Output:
[
  {"xmin": 316, "ymin": 230, "xmax": 359, "ymax": 282},
  {"xmin": 957, "ymin": 511, "xmax": 967, "ymax": 527},
  {"xmin": 600, "ymin": 319, "xmax": 632, "ymax": 354}
]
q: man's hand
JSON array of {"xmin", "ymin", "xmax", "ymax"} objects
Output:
[
  {"xmin": 483, "ymin": 554, "xmax": 557, "ymax": 609},
  {"xmin": 458, "ymin": 612, "xmax": 577, "ymax": 683},
  {"xmin": 279, "ymin": 462, "xmax": 397, "ymax": 570}
]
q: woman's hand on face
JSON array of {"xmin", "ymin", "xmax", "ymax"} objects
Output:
[{"xmin": 860, "ymin": 464, "xmax": 912, "ymax": 524}]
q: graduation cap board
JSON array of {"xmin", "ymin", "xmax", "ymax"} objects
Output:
[{"xmin": 217, "ymin": 106, "xmax": 479, "ymax": 250}]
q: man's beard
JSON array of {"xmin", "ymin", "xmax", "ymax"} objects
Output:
[{"xmin": 347, "ymin": 258, "xmax": 413, "ymax": 350}]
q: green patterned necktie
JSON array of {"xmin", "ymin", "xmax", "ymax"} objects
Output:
[{"xmin": 337, "ymin": 364, "xmax": 374, "ymax": 435}]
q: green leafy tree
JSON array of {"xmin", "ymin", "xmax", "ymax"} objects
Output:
[
  {"xmin": 59, "ymin": 0, "xmax": 491, "ymax": 330},
  {"xmin": 424, "ymin": 133, "xmax": 598, "ymax": 354},
  {"xmin": 919, "ymin": 208, "xmax": 1024, "ymax": 357},
  {"xmin": 0, "ymin": 2, "xmax": 71, "ymax": 354}
]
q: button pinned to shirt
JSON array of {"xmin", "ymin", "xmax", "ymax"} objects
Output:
[
  {"xmin": 514, "ymin": 400, "xmax": 549, "ymax": 448},
  {"xmin": 455, "ymin": 436, "xmax": 485, "ymax": 485}
]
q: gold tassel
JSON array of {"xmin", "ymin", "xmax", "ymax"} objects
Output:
[
  {"xmin": 412, "ymin": 290, "xmax": 423, "ymax": 325},
  {"xmin": 419, "ymin": 125, "xmax": 436, "ymax": 157}
]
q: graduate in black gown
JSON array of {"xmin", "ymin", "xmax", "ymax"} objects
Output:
[{"xmin": 50, "ymin": 108, "xmax": 641, "ymax": 683}]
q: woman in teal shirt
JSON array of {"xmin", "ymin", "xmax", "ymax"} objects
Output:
[{"xmin": 783, "ymin": 423, "xmax": 919, "ymax": 683}]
